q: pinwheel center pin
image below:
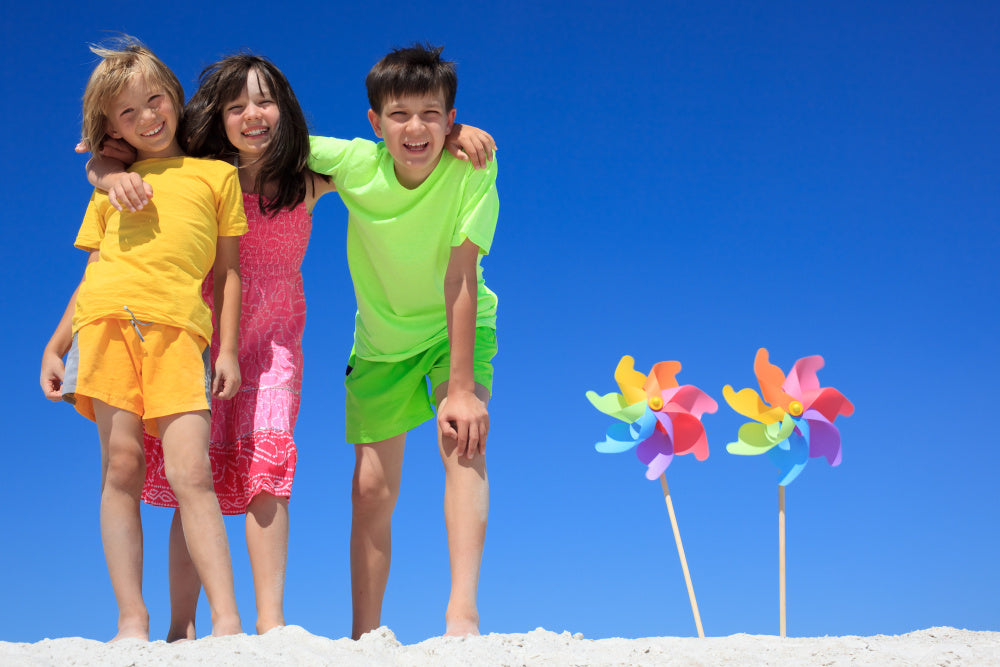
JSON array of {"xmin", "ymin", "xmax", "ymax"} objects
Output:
[
  {"xmin": 648, "ymin": 395, "xmax": 664, "ymax": 411},
  {"xmin": 788, "ymin": 400, "xmax": 803, "ymax": 417}
]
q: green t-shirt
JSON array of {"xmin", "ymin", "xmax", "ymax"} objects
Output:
[{"xmin": 309, "ymin": 136, "xmax": 499, "ymax": 361}]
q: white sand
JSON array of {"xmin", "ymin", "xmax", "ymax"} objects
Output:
[{"xmin": 2, "ymin": 625, "xmax": 997, "ymax": 666}]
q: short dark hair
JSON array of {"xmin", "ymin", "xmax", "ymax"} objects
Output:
[
  {"xmin": 184, "ymin": 53, "xmax": 311, "ymax": 215},
  {"xmin": 366, "ymin": 43, "xmax": 457, "ymax": 114}
]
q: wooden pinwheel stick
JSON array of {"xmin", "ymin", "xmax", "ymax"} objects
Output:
[
  {"xmin": 658, "ymin": 474, "xmax": 705, "ymax": 638},
  {"xmin": 779, "ymin": 484, "xmax": 787, "ymax": 638}
]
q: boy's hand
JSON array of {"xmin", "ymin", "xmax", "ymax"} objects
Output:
[
  {"xmin": 211, "ymin": 352, "xmax": 242, "ymax": 400},
  {"xmin": 108, "ymin": 172, "xmax": 154, "ymax": 212},
  {"xmin": 438, "ymin": 389, "xmax": 489, "ymax": 459},
  {"xmin": 445, "ymin": 123, "xmax": 496, "ymax": 170},
  {"xmin": 40, "ymin": 349, "xmax": 66, "ymax": 402}
]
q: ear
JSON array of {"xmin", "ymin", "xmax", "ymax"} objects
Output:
[
  {"xmin": 446, "ymin": 108, "xmax": 457, "ymax": 135},
  {"xmin": 368, "ymin": 109, "xmax": 383, "ymax": 139},
  {"xmin": 105, "ymin": 120, "xmax": 121, "ymax": 139}
]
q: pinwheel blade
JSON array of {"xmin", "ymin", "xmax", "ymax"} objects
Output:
[
  {"xmin": 595, "ymin": 407, "xmax": 658, "ymax": 453},
  {"xmin": 585, "ymin": 390, "xmax": 646, "ymax": 423},
  {"xmin": 803, "ymin": 410, "xmax": 842, "ymax": 466},
  {"xmin": 722, "ymin": 385, "xmax": 784, "ymax": 424},
  {"xmin": 770, "ymin": 431, "xmax": 809, "ymax": 486}
]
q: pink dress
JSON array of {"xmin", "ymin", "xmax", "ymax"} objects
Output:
[{"xmin": 142, "ymin": 194, "xmax": 311, "ymax": 514}]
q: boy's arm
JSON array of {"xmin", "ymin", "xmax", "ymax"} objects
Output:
[
  {"xmin": 445, "ymin": 123, "xmax": 496, "ymax": 170},
  {"xmin": 437, "ymin": 238, "xmax": 489, "ymax": 458},
  {"xmin": 40, "ymin": 251, "xmax": 97, "ymax": 400},
  {"xmin": 211, "ymin": 236, "xmax": 242, "ymax": 400}
]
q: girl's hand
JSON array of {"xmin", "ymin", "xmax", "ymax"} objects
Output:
[
  {"xmin": 445, "ymin": 123, "xmax": 496, "ymax": 170},
  {"xmin": 40, "ymin": 348, "xmax": 65, "ymax": 402},
  {"xmin": 108, "ymin": 173, "xmax": 154, "ymax": 212},
  {"xmin": 212, "ymin": 352, "xmax": 242, "ymax": 400}
]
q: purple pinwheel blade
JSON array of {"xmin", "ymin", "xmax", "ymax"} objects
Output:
[
  {"xmin": 637, "ymin": 427, "xmax": 674, "ymax": 480},
  {"xmin": 804, "ymin": 410, "xmax": 842, "ymax": 466}
]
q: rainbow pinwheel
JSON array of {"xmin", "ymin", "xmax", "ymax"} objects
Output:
[
  {"xmin": 723, "ymin": 348, "xmax": 854, "ymax": 486},
  {"xmin": 586, "ymin": 356, "xmax": 718, "ymax": 480}
]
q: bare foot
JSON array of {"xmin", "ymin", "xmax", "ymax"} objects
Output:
[
  {"xmin": 211, "ymin": 614, "xmax": 243, "ymax": 637},
  {"xmin": 257, "ymin": 618, "xmax": 285, "ymax": 635},
  {"xmin": 444, "ymin": 612, "xmax": 480, "ymax": 637},
  {"xmin": 109, "ymin": 615, "xmax": 149, "ymax": 643}
]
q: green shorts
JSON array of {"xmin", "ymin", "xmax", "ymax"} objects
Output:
[{"xmin": 344, "ymin": 327, "xmax": 497, "ymax": 444}]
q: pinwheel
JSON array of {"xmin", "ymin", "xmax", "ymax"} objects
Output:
[
  {"xmin": 722, "ymin": 348, "xmax": 854, "ymax": 637},
  {"xmin": 723, "ymin": 348, "xmax": 854, "ymax": 486},
  {"xmin": 586, "ymin": 355, "xmax": 717, "ymax": 637}
]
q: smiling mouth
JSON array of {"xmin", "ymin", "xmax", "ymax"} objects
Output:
[
  {"xmin": 404, "ymin": 141, "xmax": 429, "ymax": 152},
  {"xmin": 140, "ymin": 122, "xmax": 165, "ymax": 137},
  {"xmin": 244, "ymin": 127, "xmax": 270, "ymax": 138}
]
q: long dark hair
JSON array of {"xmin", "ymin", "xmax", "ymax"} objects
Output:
[{"xmin": 184, "ymin": 53, "xmax": 309, "ymax": 215}]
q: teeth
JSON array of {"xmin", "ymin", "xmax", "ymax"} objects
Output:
[
  {"xmin": 141, "ymin": 123, "xmax": 164, "ymax": 137},
  {"xmin": 244, "ymin": 128, "xmax": 269, "ymax": 137}
]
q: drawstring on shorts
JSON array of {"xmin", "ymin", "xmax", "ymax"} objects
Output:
[{"xmin": 123, "ymin": 306, "xmax": 152, "ymax": 342}]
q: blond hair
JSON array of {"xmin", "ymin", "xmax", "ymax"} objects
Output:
[{"xmin": 81, "ymin": 36, "xmax": 185, "ymax": 153}]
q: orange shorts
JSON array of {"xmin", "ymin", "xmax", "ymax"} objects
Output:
[{"xmin": 63, "ymin": 317, "xmax": 210, "ymax": 437}]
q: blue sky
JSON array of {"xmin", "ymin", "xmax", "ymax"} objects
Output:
[{"xmin": 2, "ymin": 0, "xmax": 998, "ymax": 645}]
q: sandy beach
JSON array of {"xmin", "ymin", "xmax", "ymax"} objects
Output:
[{"xmin": 2, "ymin": 625, "xmax": 997, "ymax": 666}]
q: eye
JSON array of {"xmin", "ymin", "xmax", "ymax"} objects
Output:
[
  {"xmin": 227, "ymin": 104, "xmax": 244, "ymax": 113},
  {"xmin": 119, "ymin": 107, "xmax": 135, "ymax": 118}
]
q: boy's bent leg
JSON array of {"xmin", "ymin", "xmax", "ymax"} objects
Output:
[
  {"xmin": 246, "ymin": 492, "xmax": 289, "ymax": 634},
  {"xmin": 93, "ymin": 400, "xmax": 150, "ymax": 642},
  {"xmin": 166, "ymin": 509, "xmax": 201, "ymax": 642},
  {"xmin": 351, "ymin": 433, "xmax": 406, "ymax": 639},
  {"xmin": 435, "ymin": 383, "xmax": 490, "ymax": 637},
  {"xmin": 158, "ymin": 411, "xmax": 241, "ymax": 636}
]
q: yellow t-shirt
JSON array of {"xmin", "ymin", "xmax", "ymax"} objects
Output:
[{"xmin": 72, "ymin": 156, "xmax": 247, "ymax": 343}]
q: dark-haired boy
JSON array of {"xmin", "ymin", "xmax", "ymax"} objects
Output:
[{"xmin": 309, "ymin": 44, "xmax": 498, "ymax": 639}]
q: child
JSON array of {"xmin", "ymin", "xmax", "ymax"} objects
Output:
[
  {"xmin": 79, "ymin": 53, "xmax": 496, "ymax": 640},
  {"xmin": 38, "ymin": 38, "xmax": 244, "ymax": 641},
  {"xmin": 308, "ymin": 43, "xmax": 499, "ymax": 638}
]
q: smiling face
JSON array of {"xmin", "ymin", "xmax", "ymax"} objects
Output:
[
  {"xmin": 368, "ymin": 90, "xmax": 456, "ymax": 189},
  {"xmin": 223, "ymin": 68, "xmax": 280, "ymax": 164},
  {"xmin": 105, "ymin": 75, "xmax": 182, "ymax": 161}
]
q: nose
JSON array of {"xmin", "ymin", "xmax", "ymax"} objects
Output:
[
  {"xmin": 244, "ymin": 102, "xmax": 262, "ymax": 120},
  {"xmin": 404, "ymin": 113, "xmax": 423, "ymax": 132}
]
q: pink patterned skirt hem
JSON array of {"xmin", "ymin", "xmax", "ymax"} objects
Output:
[{"xmin": 142, "ymin": 429, "xmax": 297, "ymax": 515}]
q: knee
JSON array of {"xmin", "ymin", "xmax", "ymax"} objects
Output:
[
  {"xmin": 351, "ymin": 469, "xmax": 399, "ymax": 518},
  {"xmin": 163, "ymin": 455, "xmax": 213, "ymax": 497},
  {"xmin": 104, "ymin": 445, "xmax": 146, "ymax": 492}
]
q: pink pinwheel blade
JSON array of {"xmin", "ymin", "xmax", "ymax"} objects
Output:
[
  {"xmin": 783, "ymin": 355, "xmax": 825, "ymax": 396},
  {"xmin": 663, "ymin": 385, "xmax": 719, "ymax": 420}
]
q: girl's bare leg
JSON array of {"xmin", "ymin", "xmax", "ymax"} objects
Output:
[
  {"xmin": 350, "ymin": 433, "xmax": 406, "ymax": 639},
  {"xmin": 166, "ymin": 509, "xmax": 200, "ymax": 641},
  {"xmin": 246, "ymin": 492, "xmax": 289, "ymax": 634},
  {"xmin": 93, "ymin": 400, "xmax": 149, "ymax": 642},
  {"xmin": 159, "ymin": 411, "xmax": 241, "ymax": 636},
  {"xmin": 434, "ymin": 383, "xmax": 490, "ymax": 637}
]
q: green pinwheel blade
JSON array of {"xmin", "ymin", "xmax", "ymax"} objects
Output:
[{"xmin": 585, "ymin": 390, "xmax": 646, "ymax": 423}]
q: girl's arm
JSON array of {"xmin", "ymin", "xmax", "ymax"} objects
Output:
[
  {"xmin": 40, "ymin": 251, "xmax": 98, "ymax": 400},
  {"xmin": 77, "ymin": 137, "xmax": 153, "ymax": 212},
  {"xmin": 211, "ymin": 236, "xmax": 242, "ymax": 399},
  {"xmin": 437, "ymin": 238, "xmax": 489, "ymax": 458},
  {"xmin": 445, "ymin": 124, "xmax": 496, "ymax": 170}
]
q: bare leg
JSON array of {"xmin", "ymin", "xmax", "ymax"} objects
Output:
[
  {"xmin": 93, "ymin": 400, "xmax": 150, "ymax": 642},
  {"xmin": 434, "ymin": 383, "xmax": 490, "ymax": 637},
  {"xmin": 159, "ymin": 411, "xmax": 241, "ymax": 636},
  {"xmin": 166, "ymin": 509, "xmax": 200, "ymax": 641},
  {"xmin": 246, "ymin": 492, "xmax": 289, "ymax": 634},
  {"xmin": 350, "ymin": 434, "xmax": 406, "ymax": 639}
]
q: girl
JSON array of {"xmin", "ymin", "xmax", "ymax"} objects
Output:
[{"xmin": 94, "ymin": 54, "xmax": 496, "ymax": 640}]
